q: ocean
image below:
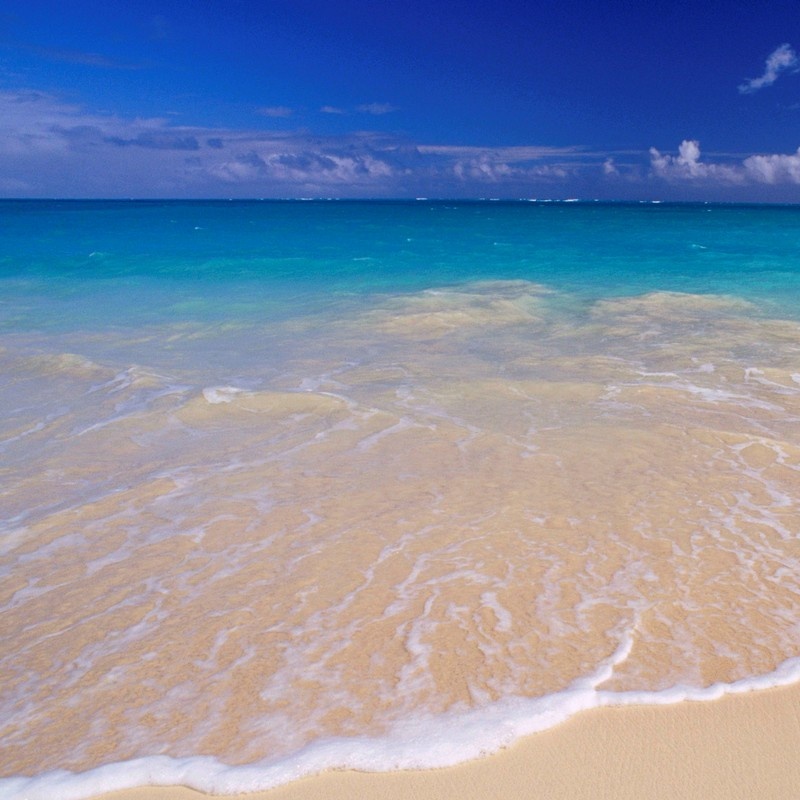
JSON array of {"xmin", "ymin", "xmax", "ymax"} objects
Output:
[{"xmin": 2, "ymin": 199, "xmax": 800, "ymax": 798}]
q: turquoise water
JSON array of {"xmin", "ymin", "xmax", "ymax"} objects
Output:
[
  {"xmin": 3, "ymin": 200, "xmax": 800, "ymax": 333},
  {"xmin": 2, "ymin": 201, "xmax": 800, "ymax": 799}
]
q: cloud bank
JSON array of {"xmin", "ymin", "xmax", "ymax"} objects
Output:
[
  {"xmin": 650, "ymin": 139, "xmax": 800, "ymax": 186},
  {"xmin": 2, "ymin": 89, "xmax": 800, "ymax": 199},
  {"xmin": 0, "ymin": 89, "xmax": 593, "ymax": 197},
  {"xmin": 739, "ymin": 43, "xmax": 798, "ymax": 94},
  {"xmin": 649, "ymin": 140, "xmax": 743, "ymax": 183}
]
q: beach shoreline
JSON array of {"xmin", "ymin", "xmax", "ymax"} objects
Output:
[{"xmin": 84, "ymin": 680, "xmax": 800, "ymax": 800}]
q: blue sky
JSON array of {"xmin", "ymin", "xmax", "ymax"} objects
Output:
[{"xmin": 1, "ymin": 0, "xmax": 800, "ymax": 199}]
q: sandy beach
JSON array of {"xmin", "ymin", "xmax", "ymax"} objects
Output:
[{"xmin": 91, "ymin": 681, "xmax": 800, "ymax": 800}]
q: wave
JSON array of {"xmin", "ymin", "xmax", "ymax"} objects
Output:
[{"xmin": 5, "ymin": 653, "xmax": 800, "ymax": 800}]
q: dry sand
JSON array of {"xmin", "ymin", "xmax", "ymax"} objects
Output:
[{"xmin": 93, "ymin": 680, "xmax": 800, "ymax": 800}]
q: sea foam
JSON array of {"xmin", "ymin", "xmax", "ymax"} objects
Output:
[{"xmin": 5, "ymin": 655, "xmax": 800, "ymax": 800}]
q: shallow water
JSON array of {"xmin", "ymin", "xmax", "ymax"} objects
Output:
[{"xmin": 2, "ymin": 201, "xmax": 800, "ymax": 798}]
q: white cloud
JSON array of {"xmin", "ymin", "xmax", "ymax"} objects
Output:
[
  {"xmin": 650, "ymin": 139, "xmax": 800, "ymax": 186},
  {"xmin": 603, "ymin": 157, "xmax": 619, "ymax": 176},
  {"xmin": 0, "ymin": 90, "xmax": 171, "ymax": 157},
  {"xmin": 418, "ymin": 145, "xmax": 581, "ymax": 160},
  {"xmin": 419, "ymin": 145, "xmax": 582, "ymax": 183},
  {"xmin": 649, "ymin": 140, "xmax": 743, "ymax": 183},
  {"xmin": 743, "ymin": 148, "xmax": 800, "ymax": 183},
  {"xmin": 441, "ymin": 144, "xmax": 583, "ymax": 184},
  {"xmin": 739, "ymin": 43, "xmax": 798, "ymax": 94},
  {"xmin": 210, "ymin": 150, "xmax": 394, "ymax": 187},
  {"xmin": 320, "ymin": 105, "xmax": 346, "ymax": 114}
]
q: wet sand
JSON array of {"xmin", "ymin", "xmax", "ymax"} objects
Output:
[
  {"xmin": 5, "ymin": 285, "xmax": 800, "ymax": 796},
  {"xmin": 93, "ymin": 680, "xmax": 800, "ymax": 800}
]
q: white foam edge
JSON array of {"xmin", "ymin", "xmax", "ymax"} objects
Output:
[
  {"xmin": 5, "ymin": 655, "xmax": 800, "ymax": 800},
  {"xmin": 202, "ymin": 386, "xmax": 244, "ymax": 404}
]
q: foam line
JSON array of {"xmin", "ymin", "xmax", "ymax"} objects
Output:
[{"xmin": 5, "ymin": 656, "xmax": 800, "ymax": 800}]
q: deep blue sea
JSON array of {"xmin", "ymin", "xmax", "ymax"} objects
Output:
[{"xmin": 2, "ymin": 200, "xmax": 800, "ymax": 799}]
